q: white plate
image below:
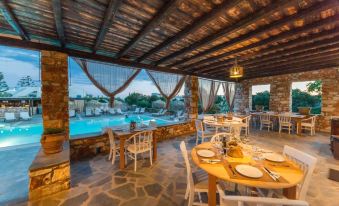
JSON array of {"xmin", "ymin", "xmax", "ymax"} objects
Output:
[
  {"xmin": 197, "ymin": 150, "xmax": 215, "ymax": 158},
  {"xmin": 264, "ymin": 153, "xmax": 285, "ymax": 162},
  {"xmin": 235, "ymin": 165, "xmax": 263, "ymax": 178}
]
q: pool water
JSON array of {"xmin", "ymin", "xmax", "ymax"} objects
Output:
[{"xmin": 0, "ymin": 115, "xmax": 171, "ymax": 148}]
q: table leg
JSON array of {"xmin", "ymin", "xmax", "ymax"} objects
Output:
[
  {"xmin": 296, "ymin": 120, "xmax": 302, "ymax": 136},
  {"xmin": 119, "ymin": 138, "xmax": 126, "ymax": 170},
  {"xmin": 152, "ymin": 134, "xmax": 157, "ymax": 161},
  {"xmin": 208, "ymin": 174, "xmax": 217, "ymax": 206},
  {"xmin": 283, "ymin": 186, "xmax": 297, "ymax": 199}
]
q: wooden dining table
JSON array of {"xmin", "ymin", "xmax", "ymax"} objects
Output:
[
  {"xmin": 110, "ymin": 125, "xmax": 157, "ymax": 169},
  {"xmin": 250, "ymin": 112, "xmax": 310, "ymax": 135},
  {"xmin": 192, "ymin": 142, "xmax": 304, "ymax": 206}
]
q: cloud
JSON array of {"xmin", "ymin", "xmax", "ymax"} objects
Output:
[{"xmin": 0, "ymin": 57, "xmax": 40, "ymax": 87}]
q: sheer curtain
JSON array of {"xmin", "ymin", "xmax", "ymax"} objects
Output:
[
  {"xmin": 198, "ymin": 78, "xmax": 220, "ymax": 113},
  {"xmin": 222, "ymin": 82, "xmax": 236, "ymax": 112},
  {"xmin": 73, "ymin": 58, "xmax": 141, "ymax": 107},
  {"xmin": 146, "ymin": 70, "xmax": 187, "ymax": 109}
]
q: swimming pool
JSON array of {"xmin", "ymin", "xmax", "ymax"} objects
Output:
[{"xmin": 0, "ymin": 115, "xmax": 172, "ymax": 148}]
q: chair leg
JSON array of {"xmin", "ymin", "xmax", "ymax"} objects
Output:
[
  {"xmin": 149, "ymin": 150, "xmax": 152, "ymax": 166},
  {"xmin": 108, "ymin": 149, "xmax": 112, "ymax": 160},
  {"xmin": 195, "ymin": 135, "xmax": 199, "ymax": 145},
  {"xmin": 134, "ymin": 153, "xmax": 137, "ymax": 172},
  {"xmin": 185, "ymin": 184, "xmax": 189, "ymax": 200},
  {"xmin": 112, "ymin": 150, "xmax": 116, "ymax": 165},
  {"xmin": 198, "ymin": 192, "xmax": 202, "ymax": 203}
]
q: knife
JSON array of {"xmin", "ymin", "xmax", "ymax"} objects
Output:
[
  {"xmin": 229, "ymin": 165, "xmax": 236, "ymax": 176},
  {"xmin": 264, "ymin": 167, "xmax": 279, "ymax": 181}
]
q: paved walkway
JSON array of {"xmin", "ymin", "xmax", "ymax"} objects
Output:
[{"xmin": 3, "ymin": 130, "xmax": 339, "ymax": 206}]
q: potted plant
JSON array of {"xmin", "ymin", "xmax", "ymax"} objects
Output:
[
  {"xmin": 40, "ymin": 128, "xmax": 66, "ymax": 155},
  {"xmin": 298, "ymin": 107, "xmax": 311, "ymax": 115}
]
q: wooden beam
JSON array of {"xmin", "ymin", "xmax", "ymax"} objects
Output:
[
  {"xmin": 136, "ymin": 0, "xmax": 243, "ymax": 62},
  {"xmin": 93, "ymin": 0, "xmax": 122, "ymax": 52},
  {"xmin": 156, "ymin": 0, "xmax": 294, "ymax": 65},
  {"xmin": 172, "ymin": 1, "xmax": 336, "ymax": 68},
  {"xmin": 241, "ymin": 63, "xmax": 339, "ymax": 80},
  {"xmin": 52, "ymin": 0, "xmax": 65, "ymax": 47},
  {"xmin": 210, "ymin": 53, "xmax": 339, "ymax": 77},
  {"xmin": 0, "ymin": 36, "xmax": 227, "ymax": 81},
  {"xmin": 189, "ymin": 28, "xmax": 339, "ymax": 72},
  {"xmin": 116, "ymin": 0, "xmax": 177, "ymax": 58},
  {"xmin": 202, "ymin": 36, "xmax": 339, "ymax": 74},
  {"xmin": 0, "ymin": 0, "xmax": 29, "ymax": 40},
  {"xmin": 183, "ymin": 15, "xmax": 339, "ymax": 71}
]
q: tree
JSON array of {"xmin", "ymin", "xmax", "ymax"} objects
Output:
[
  {"xmin": 307, "ymin": 80, "xmax": 322, "ymax": 95},
  {"xmin": 252, "ymin": 91, "xmax": 270, "ymax": 110},
  {"xmin": 16, "ymin": 75, "xmax": 36, "ymax": 88},
  {"xmin": 124, "ymin": 92, "xmax": 151, "ymax": 108},
  {"xmin": 292, "ymin": 89, "xmax": 321, "ymax": 114},
  {"xmin": 0, "ymin": 72, "xmax": 9, "ymax": 92}
]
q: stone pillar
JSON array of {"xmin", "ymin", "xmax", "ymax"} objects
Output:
[
  {"xmin": 185, "ymin": 75, "xmax": 199, "ymax": 119},
  {"xmin": 41, "ymin": 50, "xmax": 69, "ymax": 138},
  {"xmin": 320, "ymin": 68, "xmax": 339, "ymax": 131},
  {"xmin": 29, "ymin": 50, "xmax": 70, "ymax": 200},
  {"xmin": 233, "ymin": 82, "xmax": 250, "ymax": 112},
  {"xmin": 269, "ymin": 80, "xmax": 291, "ymax": 112}
]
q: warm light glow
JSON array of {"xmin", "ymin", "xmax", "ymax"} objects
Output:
[{"xmin": 229, "ymin": 64, "xmax": 244, "ymax": 78}]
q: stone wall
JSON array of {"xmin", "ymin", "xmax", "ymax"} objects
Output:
[
  {"xmin": 184, "ymin": 76, "xmax": 199, "ymax": 119},
  {"xmin": 41, "ymin": 50, "xmax": 69, "ymax": 137},
  {"xmin": 234, "ymin": 68, "xmax": 339, "ymax": 132},
  {"xmin": 70, "ymin": 121, "xmax": 196, "ymax": 161}
]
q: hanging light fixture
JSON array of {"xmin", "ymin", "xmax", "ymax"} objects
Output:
[{"xmin": 229, "ymin": 57, "xmax": 244, "ymax": 78}]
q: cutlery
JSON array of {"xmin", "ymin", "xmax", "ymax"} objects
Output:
[
  {"xmin": 202, "ymin": 159, "xmax": 221, "ymax": 164},
  {"xmin": 229, "ymin": 165, "xmax": 236, "ymax": 176},
  {"xmin": 263, "ymin": 167, "xmax": 279, "ymax": 181}
]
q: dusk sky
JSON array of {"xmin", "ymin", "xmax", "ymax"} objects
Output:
[{"xmin": 0, "ymin": 46, "xmax": 311, "ymax": 97}]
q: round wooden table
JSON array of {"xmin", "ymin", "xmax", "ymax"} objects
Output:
[{"xmin": 191, "ymin": 142, "xmax": 304, "ymax": 206}]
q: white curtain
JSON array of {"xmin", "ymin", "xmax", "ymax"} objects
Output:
[
  {"xmin": 146, "ymin": 70, "xmax": 187, "ymax": 109},
  {"xmin": 198, "ymin": 78, "xmax": 220, "ymax": 113},
  {"xmin": 73, "ymin": 58, "xmax": 141, "ymax": 107},
  {"xmin": 222, "ymin": 82, "xmax": 236, "ymax": 112}
]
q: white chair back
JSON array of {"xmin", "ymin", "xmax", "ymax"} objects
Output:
[
  {"xmin": 310, "ymin": 116, "xmax": 316, "ymax": 126},
  {"xmin": 127, "ymin": 130, "xmax": 153, "ymax": 151},
  {"xmin": 195, "ymin": 119, "xmax": 203, "ymax": 132},
  {"xmin": 107, "ymin": 128, "xmax": 116, "ymax": 151},
  {"xmin": 180, "ymin": 141, "xmax": 195, "ymax": 201},
  {"xmin": 243, "ymin": 115, "xmax": 251, "ymax": 125},
  {"xmin": 279, "ymin": 115, "xmax": 291, "ymax": 124},
  {"xmin": 211, "ymin": 132, "xmax": 231, "ymax": 143},
  {"xmin": 283, "ymin": 145, "xmax": 317, "ymax": 200},
  {"xmin": 260, "ymin": 113, "xmax": 270, "ymax": 122}
]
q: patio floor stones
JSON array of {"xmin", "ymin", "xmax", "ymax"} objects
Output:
[
  {"xmin": 88, "ymin": 193, "xmax": 120, "ymax": 206},
  {"xmin": 136, "ymin": 187, "xmax": 146, "ymax": 197},
  {"xmin": 59, "ymin": 192, "xmax": 89, "ymax": 206},
  {"xmin": 109, "ymin": 183, "xmax": 136, "ymax": 199},
  {"xmin": 144, "ymin": 183, "xmax": 163, "ymax": 198},
  {"xmin": 114, "ymin": 177, "xmax": 127, "ymax": 185}
]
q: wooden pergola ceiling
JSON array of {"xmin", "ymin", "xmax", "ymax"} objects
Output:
[{"xmin": 0, "ymin": 0, "xmax": 338, "ymax": 81}]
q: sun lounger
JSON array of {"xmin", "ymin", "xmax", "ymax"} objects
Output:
[
  {"xmin": 4, "ymin": 112, "xmax": 16, "ymax": 122},
  {"xmin": 19, "ymin": 111, "xmax": 31, "ymax": 120},
  {"xmin": 94, "ymin": 108, "xmax": 101, "ymax": 116},
  {"xmin": 139, "ymin": 108, "xmax": 145, "ymax": 114},
  {"xmin": 152, "ymin": 109, "xmax": 163, "ymax": 116},
  {"xmin": 153, "ymin": 109, "xmax": 167, "ymax": 116},
  {"xmin": 134, "ymin": 108, "xmax": 140, "ymax": 114},
  {"xmin": 116, "ymin": 108, "xmax": 124, "ymax": 115},
  {"xmin": 108, "ymin": 108, "xmax": 115, "ymax": 115},
  {"xmin": 85, "ymin": 108, "xmax": 94, "ymax": 117},
  {"xmin": 69, "ymin": 109, "xmax": 76, "ymax": 118}
]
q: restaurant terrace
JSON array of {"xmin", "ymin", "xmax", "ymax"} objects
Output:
[{"xmin": 0, "ymin": 0, "xmax": 338, "ymax": 206}]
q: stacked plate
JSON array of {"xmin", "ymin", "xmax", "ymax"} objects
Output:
[
  {"xmin": 264, "ymin": 153, "xmax": 285, "ymax": 162},
  {"xmin": 235, "ymin": 165, "xmax": 263, "ymax": 178}
]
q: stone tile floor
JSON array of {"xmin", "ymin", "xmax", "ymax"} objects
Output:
[{"xmin": 3, "ymin": 130, "xmax": 339, "ymax": 206}]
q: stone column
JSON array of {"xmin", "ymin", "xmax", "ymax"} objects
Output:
[
  {"xmin": 29, "ymin": 50, "xmax": 70, "ymax": 200},
  {"xmin": 269, "ymin": 80, "xmax": 291, "ymax": 112},
  {"xmin": 184, "ymin": 75, "xmax": 199, "ymax": 119},
  {"xmin": 41, "ymin": 50, "xmax": 69, "ymax": 138},
  {"xmin": 233, "ymin": 82, "xmax": 250, "ymax": 112}
]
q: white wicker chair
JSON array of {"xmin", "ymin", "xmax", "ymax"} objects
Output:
[
  {"xmin": 260, "ymin": 113, "xmax": 273, "ymax": 131},
  {"xmin": 210, "ymin": 132, "xmax": 231, "ymax": 143},
  {"xmin": 279, "ymin": 115, "xmax": 293, "ymax": 134},
  {"xmin": 195, "ymin": 119, "xmax": 214, "ymax": 145},
  {"xmin": 125, "ymin": 130, "xmax": 153, "ymax": 172},
  {"xmin": 299, "ymin": 116, "xmax": 316, "ymax": 136},
  {"xmin": 240, "ymin": 115, "xmax": 251, "ymax": 136},
  {"xmin": 180, "ymin": 141, "xmax": 208, "ymax": 206}
]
